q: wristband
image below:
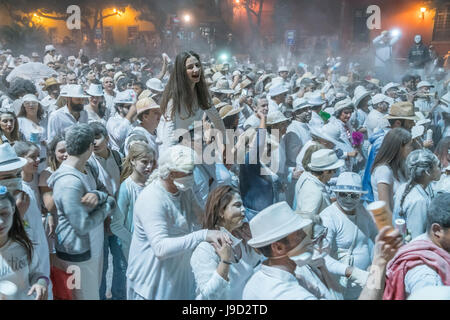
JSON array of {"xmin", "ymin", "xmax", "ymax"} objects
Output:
[
  {"xmin": 37, "ymin": 276, "xmax": 50, "ymax": 287},
  {"xmin": 221, "ymin": 260, "xmax": 232, "ymax": 265}
]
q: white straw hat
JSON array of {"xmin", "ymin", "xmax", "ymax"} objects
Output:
[
  {"xmin": 0, "ymin": 144, "xmax": 27, "ymax": 172},
  {"xmin": 308, "ymin": 149, "xmax": 345, "ymax": 171},
  {"xmin": 334, "ymin": 97, "xmax": 354, "ymax": 113},
  {"xmin": 85, "ymin": 83, "xmax": 104, "ymax": 97},
  {"xmin": 114, "ymin": 89, "xmax": 136, "ymax": 104},
  {"xmin": 146, "ymin": 78, "xmax": 165, "ymax": 93},
  {"xmin": 59, "ymin": 84, "xmax": 89, "ymax": 98},
  {"xmin": 247, "ymin": 201, "xmax": 312, "ymax": 248},
  {"xmin": 382, "ymin": 82, "xmax": 400, "ymax": 95},
  {"xmin": 266, "ymin": 111, "xmax": 290, "ymax": 126},
  {"xmin": 352, "ymin": 86, "xmax": 371, "ymax": 108}
]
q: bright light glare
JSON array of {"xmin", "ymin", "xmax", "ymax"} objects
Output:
[
  {"xmin": 420, "ymin": 7, "xmax": 426, "ymax": 13},
  {"xmin": 184, "ymin": 14, "xmax": 191, "ymax": 22},
  {"xmin": 391, "ymin": 29, "xmax": 401, "ymax": 37},
  {"xmin": 220, "ymin": 54, "xmax": 228, "ymax": 61}
]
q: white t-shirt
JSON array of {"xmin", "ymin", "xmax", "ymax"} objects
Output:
[
  {"xmin": 371, "ymin": 165, "xmax": 401, "ymax": 202},
  {"xmin": 0, "ymin": 240, "xmax": 45, "ymax": 300}
]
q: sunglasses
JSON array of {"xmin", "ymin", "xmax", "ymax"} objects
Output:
[{"xmin": 338, "ymin": 192, "xmax": 361, "ymax": 199}]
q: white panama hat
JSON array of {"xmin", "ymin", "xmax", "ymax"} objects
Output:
[
  {"xmin": 308, "ymin": 149, "xmax": 345, "ymax": 171},
  {"xmin": 266, "ymin": 111, "xmax": 290, "ymax": 126},
  {"xmin": 416, "ymin": 81, "xmax": 434, "ymax": 89},
  {"xmin": 332, "ymin": 172, "xmax": 367, "ymax": 194},
  {"xmin": 352, "ymin": 86, "xmax": 371, "ymax": 108},
  {"xmin": 59, "ymin": 84, "xmax": 89, "ymax": 98},
  {"xmin": 114, "ymin": 89, "xmax": 136, "ymax": 104},
  {"xmin": 247, "ymin": 201, "xmax": 312, "ymax": 248},
  {"xmin": 371, "ymin": 93, "xmax": 390, "ymax": 106},
  {"xmin": 85, "ymin": 83, "xmax": 104, "ymax": 97},
  {"xmin": 0, "ymin": 144, "xmax": 27, "ymax": 172},
  {"xmin": 268, "ymin": 84, "xmax": 288, "ymax": 98},
  {"xmin": 382, "ymin": 82, "xmax": 400, "ymax": 95},
  {"xmin": 146, "ymin": 78, "xmax": 165, "ymax": 93}
]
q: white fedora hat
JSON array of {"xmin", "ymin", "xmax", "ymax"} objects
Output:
[
  {"xmin": 0, "ymin": 144, "xmax": 27, "ymax": 172},
  {"xmin": 45, "ymin": 44, "xmax": 55, "ymax": 52},
  {"xmin": 371, "ymin": 93, "xmax": 390, "ymax": 105},
  {"xmin": 308, "ymin": 149, "xmax": 344, "ymax": 171},
  {"xmin": 417, "ymin": 81, "xmax": 434, "ymax": 89},
  {"xmin": 334, "ymin": 97, "xmax": 354, "ymax": 114},
  {"xmin": 85, "ymin": 83, "xmax": 104, "ymax": 97},
  {"xmin": 382, "ymin": 82, "xmax": 400, "ymax": 95},
  {"xmin": 146, "ymin": 78, "xmax": 165, "ymax": 93},
  {"xmin": 352, "ymin": 86, "xmax": 371, "ymax": 108},
  {"xmin": 292, "ymin": 97, "xmax": 311, "ymax": 112},
  {"xmin": 332, "ymin": 172, "xmax": 367, "ymax": 194},
  {"xmin": 309, "ymin": 126, "xmax": 336, "ymax": 146},
  {"xmin": 307, "ymin": 94, "xmax": 326, "ymax": 107},
  {"xmin": 59, "ymin": 84, "xmax": 89, "ymax": 98},
  {"xmin": 114, "ymin": 89, "xmax": 136, "ymax": 104},
  {"xmin": 278, "ymin": 66, "xmax": 289, "ymax": 73},
  {"xmin": 247, "ymin": 201, "xmax": 312, "ymax": 248},
  {"xmin": 266, "ymin": 111, "xmax": 290, "ymax": 126},
  {"xmin": 268, "ymin": 84, "xmax": 288, "ymax": 97}
]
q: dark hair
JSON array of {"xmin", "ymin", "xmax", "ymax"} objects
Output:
[
  {"xmin": 132, "ymin": 81, "xmax": 144, "ymax": 89},
  {"xmin": 203, "ymin": 185, "xmax": 240, "ymax": 230},
  {"xmin": 17, "ymin": 100, "xmax": 44, "ymax": 121},
  {"xmin": 257, "ymin": 236, "xmax": 290, "ymax": 257},
  {"xmin": 0, "ymin": 191, "xmax": 34, "ymax": 263},
  {"xmin": 90, "ymin": 121, "xmax": 108, "ymax": 138},
  {"xmin": 65, "ymin": 124, "xmax": 94, "ymax": 156},
  {"xmin": 47, "ymin": 134, "xmax": 65, "ymax": 171},
  {"xmin": 223, "ymin": 113, "xmax": 239, "ymax": 130},
  {"xmin": 434, "ymin": 137, "xmax": 450, "ymax": 168},
  {"xmin": 137, "ymin": 109, "xmax": 151, "ymax": 122},
  {"xmin": 7, "ymin": 78, "xmax": 37, "ymax": 100},
  {"xmin": 401, "ymin": 74, "xmax": 415, "ymax": 85},
  {"xmin": 160, "ymin": 51, "xmax": 210, "ymax": 119},
  {"xmin": 426, "ymin": 192, "xmax": 450, "ymax": 231},
  {"xmin": 0, "ymin": 111, "xmax": 20, "ymax": 143},
  {"xmin": 371, "ymin": 127, "xmax": 411, "ymax": 181}
]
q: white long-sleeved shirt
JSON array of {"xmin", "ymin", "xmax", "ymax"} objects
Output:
[
  {"xmin": 47, "ymin": 105, "xmax": 88, "ymax": 143},
  {"xmin": 243, "ymin": 264, "xmax": 317, "ymax": 300},
  {"xmin": 320, "ymin": 202, "xmax": 378, "ymax": 299},
  {"xmin": 373, "ymin": 34, "xmax": 400, "ymax": 67},
  {"xmin": 190, "ymin": 229, "xmax": 262, "ymax": 300},
  {"xmin": 126, "ymin": 179, "xmax": 207, "ymax": 300},
  {"xmin": 106, "ymin": 114, "xmax": 133, "ymax": 152}
]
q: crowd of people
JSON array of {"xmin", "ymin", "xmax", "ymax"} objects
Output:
[{"xmin": 0, "ymin": 31, "xmax": 449, "ymax": 300}]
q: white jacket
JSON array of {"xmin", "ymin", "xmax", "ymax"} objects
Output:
[{"xmin": 295, "ymin": 171, "xmax": 331, "ymax": 215}]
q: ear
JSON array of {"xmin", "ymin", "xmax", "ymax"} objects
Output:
[
  {"xmin": 431, "ymin": 223, "xmax": 443, "ymax": 239},
  {"xmin": 271, "ymin": 241, "xmax": 288, "ymax": 256}
]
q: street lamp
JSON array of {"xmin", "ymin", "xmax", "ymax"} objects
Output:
[
  {"xmin": 420, "ymin": 7, "xmax": 426, "ymax": 20},
  {"xmin": 184, "ymin": 14, "xmax": 191, "ymax": 23}
]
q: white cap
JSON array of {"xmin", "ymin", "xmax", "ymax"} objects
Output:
[
  {"xmin": 417, "ymin": 81, "xmax": 434, "ymax": 89},
  {"xmin": 382, "ymin": 82, "xmax": 400, "ymax": 94}
]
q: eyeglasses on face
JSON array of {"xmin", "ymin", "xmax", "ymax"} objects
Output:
[{"xmin": 338, "ymin": 192, "xmax": 360, "ymax": 199}]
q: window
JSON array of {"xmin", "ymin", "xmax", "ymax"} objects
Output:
[
  {"xmin": 433, "ymin": 4, "xmax": 450, "ymax": 41},
  {"xmin": 104, "ymin": 27, "xmax": 113, "ymax": 44},
  {"xmin": 127, "ymin": 26, "xmax": 139, "ymax": 44}
]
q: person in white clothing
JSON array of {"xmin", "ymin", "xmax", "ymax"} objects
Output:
[
  {"xmin": 106, "ymin": 90, "xmax": 137, "ymax": 153},
  {"xmin": 191, "ymin": 185, "xmax": 262, "ymax": 300},
  {"xmin": 267, "ymin": 84, "xmax": 288, "ymax": 114},
  {"xmin": 243, "ymin": 201, "xmax": 403, "ymax": 300},
  {"xmin": 320, "ymin": 172, "xmax": 379, "ymax": 299},
  {"xmin": 371, "ymin": 128, "xmax": 413, "ymax": 211},
  {"xmin": 0, "ymin": 187, "xmax": 49, "ymax": 300},
  {"xmin": 40, "ymin": 77, "xmax": 61, "ymax": 115},
  {"xmin": 126, "ymin": 145, "xmax": 231, "ymax": 300},
  {"xmin": 102, "ymin": 76, "xmax": 116, "ymax": 117},
  {"xmin": 47, "ymin": 84, "xmax": 89, "ymax": 144},
  {"xmin": 295, "ymin": 149, "xmax": 344, "ymax": 215},
  {"xmin": 16, "ymin": 94, "xmax": 48, "ymax": 172},
  {"xmin": 124, "ymin": 97, "xmax": 161, "ymax": 159},
  {"xmin": 307, "ymin": 94, "xmax": 326, "ymax": 128},
  {"xmin": 157, "ymin": 51, "xmax": 225, "ymax": 153},
  {"xmin": 393, "ymin": 149, "xmax": 441, "ymax": 241},
  {"xmin": 85, "ymin": 83, "xmax": 108, "ymax": 124},
  {"xmin": 372, "ymin": 30, "xmax": 400, "ymax": 81},
  {"xmin": 384, "ymin": 192, "xmax": 450, "ymax": 300},
  {"xmin": 365, "ymin": 94, "xmax": 390, "ymax": 138}
]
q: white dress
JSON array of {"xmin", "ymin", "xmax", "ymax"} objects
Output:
[
  {"xmin": 190, "ymin": 228, "xmax": 262, "ymax": 300},
  {"xmin": 126, "ymin": 179, "xmax": 207, "ymax": 300}
]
